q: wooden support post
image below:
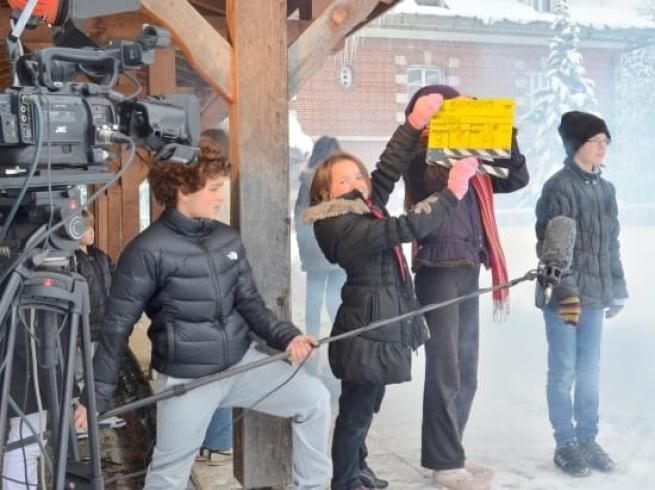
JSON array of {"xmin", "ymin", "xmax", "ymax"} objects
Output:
[
  {"xmin": 227, "ymin": 0, "xmax": 293, "ymax": 488},
  {"xmin": 147, "ymin": 46, "xmax": 178, "ymax": 222}
]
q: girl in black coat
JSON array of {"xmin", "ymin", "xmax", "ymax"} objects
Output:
[{"xmin": 304, "ymin": 94, "xmax": 479, "ymax": 490}]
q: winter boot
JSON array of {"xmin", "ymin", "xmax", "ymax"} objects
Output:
[
  {"xmin": 553, "ymin": 442, "xmax": 591, "ymax": 477},
  {"xmin": 431, "ymin": 468, "xmax": 490, "ymax": 490},
  {"xmin": 579, "ymin": 440, "xmax": 615, "ymax": 472},
  {"xmin": 360, "ymin": 465, "xmax": 388, "ymax": 488}
]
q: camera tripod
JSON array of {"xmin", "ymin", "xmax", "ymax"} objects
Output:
[{"xmin": 0, "ymin": 227, "xmax": 104, "ymax": 490}]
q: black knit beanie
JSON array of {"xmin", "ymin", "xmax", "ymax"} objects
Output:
[
  {"xmin": 405, "ymin": 84, "xmax": 460, "ymax": 115},
  {"xmin": 558, "ymin": 111, "xmax": 611, "ymax": 157}
]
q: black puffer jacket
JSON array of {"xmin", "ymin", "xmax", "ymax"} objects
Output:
[
  {"xmin": 405, "ymin": 130, "xmax": 529, "ymax": 269},
  {"xmin": 305, "ymin": 123, "xmax": 459, "ymax": 385},
  {"xmin": 88, "ymin": 208, "xmax": 301, "ymax": 412},
  {"xmin": 535, "ymin": 159, "xmax": 628, "ymax": 308},
  {"xmin": 75, "ymin": 246, "xmax": 114, "ymax": 341}
]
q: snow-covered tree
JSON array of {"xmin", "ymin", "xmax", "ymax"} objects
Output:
[
  {"xmin": 611, "ymin": 3, "xmax": 655, "ymax": 205},
  {"xmin": 520, "ymin": 0, "xmax": 599, "ymax": 206}
]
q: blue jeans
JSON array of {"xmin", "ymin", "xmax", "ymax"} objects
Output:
[
  {"xmin": 544, "ymin": 307, "xmax": 604, "ymax": 447},
  {"xmin": 305, "ymin": 269, "xmax": 345, "ymax": 338},
  {"xmin": 202, "ymin": 407, "xmax": 232, "ymax": 451},
  {"xmin": 305, "ymin": 269, "xmax": 345, "ymax": 374}
]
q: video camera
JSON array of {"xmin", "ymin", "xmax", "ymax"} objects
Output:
[
  {"xmin": 0, "ymin": 14, "xmax": 201, "ymax": 260},
  {"xmin": 0, "ymin": 24, "xmax": 199, "ymax": 176}
]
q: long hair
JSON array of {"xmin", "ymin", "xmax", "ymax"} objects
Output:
[{"xmin": 309, "ymin": 152, "xmax": 371, "ymax": 205}]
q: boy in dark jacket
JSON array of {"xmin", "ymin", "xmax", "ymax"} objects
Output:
[
  {"xmin": 74, "ymin": 138, "xmax": 331, "ymax": 490},
  {"xmin": 305, "ymin": 93, "xmax": 478, "ymax": 490},
  {"xmin": 536, "ymin": 111, "xmax": 628, "ymax": 477}
]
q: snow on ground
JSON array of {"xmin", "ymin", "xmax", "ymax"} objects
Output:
[{"xmin": 291, "ymin": 224, "xmax": 655, "ymax": 489}]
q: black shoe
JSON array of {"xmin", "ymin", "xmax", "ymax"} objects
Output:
[
  {"xmin": 554, "ymin": 442, "xmax": 591, "ymax": 477},
  {"xmin": 360, "ymin": 466, "xmax": 388, "ymax": 489},
  {"xmin": 579, "ymin": 440, "xmax": 615, "ymax": 472}
]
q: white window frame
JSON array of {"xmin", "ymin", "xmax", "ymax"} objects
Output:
[{"xmin": 407, "ymin": 65, "xmax": 445, "ymax": 98}]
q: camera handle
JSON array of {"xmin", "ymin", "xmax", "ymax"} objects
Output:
[{"xmin": 35, "ymin": 47, "xmax": 120, "ymax": 90}]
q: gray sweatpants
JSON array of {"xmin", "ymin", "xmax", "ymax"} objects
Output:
[{"xmin": 143, "ymin": 346, "xmax": 332, "ymax": 490}]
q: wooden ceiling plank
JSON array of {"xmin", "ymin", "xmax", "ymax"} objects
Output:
[{"xmin": 141, "ymin": 0, "xmax": 232, "ymax": 101}]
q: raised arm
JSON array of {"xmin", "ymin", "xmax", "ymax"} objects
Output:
[{"xmin": 371, "ymin": 94, "xmax": 444, "ymax": 207}]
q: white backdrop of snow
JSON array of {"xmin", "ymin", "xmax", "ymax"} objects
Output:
[{"xmin": 388, "ymin": 0, "xmax": 655, "ymax": 30}]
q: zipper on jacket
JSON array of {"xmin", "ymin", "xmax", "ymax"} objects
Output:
[{"xmin": 200, "ymin": 241, "xmax": 230, "ymax": 367}]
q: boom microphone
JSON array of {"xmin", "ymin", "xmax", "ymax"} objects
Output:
[{"xmin": 539, "ymin": 215, "xmax": 576, "ymax": 304}]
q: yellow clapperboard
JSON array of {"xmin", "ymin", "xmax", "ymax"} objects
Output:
[{"xmin": 426, "ymin": 98, "xmax": 515, "ymax": 179}]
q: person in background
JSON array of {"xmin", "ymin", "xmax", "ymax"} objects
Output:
[
  {"xmin": 305, "ymin": 93, "xmax": 479, "ymax": 490},
  {"xmin": 294, "ymin": 136, "xmax": 346, "ymax": 374},
  {"xmin": 74, "ymin": 211, "xmax": 126, "ymax": 433},
  {"xmin": 404, "ymin": 84, "xmax": 529, "ymax": 490},
  {"xmin": 535, "ymin": 111, "xmax": 628, "ymax": 477}
]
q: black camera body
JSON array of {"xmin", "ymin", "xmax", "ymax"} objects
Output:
[{"xmin": 0, "ymin": 89, "xmax": 117, "ymax": 168}]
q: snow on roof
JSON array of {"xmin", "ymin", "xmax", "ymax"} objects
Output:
[{"xmin": 388, "ymin": 0, "xmax": 655, "ymax": 30}]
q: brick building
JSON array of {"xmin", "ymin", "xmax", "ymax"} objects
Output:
[{"xmin": 293, "ymin": 0, "xmax": 655, "ymax": 170}]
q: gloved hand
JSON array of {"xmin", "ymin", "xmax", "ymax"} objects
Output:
[
  {"xmin": 407, "ymin": 93, "xmax": 444, "ymax": 130},
  {"xmin": 447, "ymin": 157, "xmax": 479, "ymax": 200},
  {"xmin": 605, "ymin": 303, "xmax": 624, "ymax": 319},
  {"xmin": 558, "ymin": 295, "xmax": 581, "ymax": 326}
]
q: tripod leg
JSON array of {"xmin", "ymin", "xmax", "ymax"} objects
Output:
[
  {"xmin": 0, "ymin": 302, "xmax": 20, "ymax": 473},
  {"xmin": 53, "ymin": 310, "xmax": 79, "ymax": 490},
  {"xmin": 0, "ymin": 272, "xmax": 22, "ymax": 455},
  {"xmin": 78, "ymin": 282, "xmax": 104, "ymax": 489}
]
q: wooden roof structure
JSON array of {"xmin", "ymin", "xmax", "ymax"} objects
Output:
[{"xmin": 0, "ymin": 1, "xmax": 401, "ymax": 487}]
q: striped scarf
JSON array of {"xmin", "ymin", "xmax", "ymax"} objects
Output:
[{"xmin": 470, "ymin": 173, "xmax": 510, "ymax": 321}]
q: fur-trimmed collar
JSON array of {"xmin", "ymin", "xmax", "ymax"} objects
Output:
[{"xmin": 303, "ymin": 197, "xmax": 369, "ymax": 224}]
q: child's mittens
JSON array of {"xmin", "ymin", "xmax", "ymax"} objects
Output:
[{"xmin": 407, "ymin": 93, "xmax": 444, "ymax": 130}]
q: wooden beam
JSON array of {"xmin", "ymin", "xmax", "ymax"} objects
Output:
[
  {"xmin": 140, "ymin": 0, "xmax": 232, "ymax": 101},
  {"xmin": 227, "ymin": 0, "xmax": 293, "ymax": 487},
  {"xmin": 288, "ymin": 0, "xmax": 380, "ymax": 97},
  {"xmin": 200, "ymin": 92, "xmax": 228, "ymax": 131}
]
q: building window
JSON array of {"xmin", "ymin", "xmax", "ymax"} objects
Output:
[
  {"xmin": 407, "ymin": 65, "xmax": 445, "ymax": 98},
  {"xmin": 519, "ymin": 0, "xmax": 553, "ymax": 12},
  {"xmin": 338, "ymin": 65, "xmax": 354, "ymax": 90}
]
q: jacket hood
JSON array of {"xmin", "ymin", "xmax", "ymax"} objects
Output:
[
  {"xmin": 303, "ymin": 195, "xmax": 369, "ymax": 224},
  {"xmin": 161, "ymin": 207, "xmax": 220, "ymax": 237}
]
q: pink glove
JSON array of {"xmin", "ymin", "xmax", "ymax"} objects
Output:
[
  {"xmin": 447, "ymin": 157, "xmax": 479, "ymax": 200},
  {"xmin": 407, "ymin": 93, "xmax": 444, "ymax": 130}
]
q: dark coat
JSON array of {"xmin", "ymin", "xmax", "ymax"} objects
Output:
[
  {"xmin": 75, "ymin": 246, "xmax": 114, "ymax": 341},
  {"xmin": 305, "ymin": 122, "xmax": 460, "ymax": 385},
  {"xmin": 535, "ymin": 158, "xmax": 628, "ymax": 308},
  {"xmin": 294, "ymin": 167, "xmax": 340, "ymax": 272},
  {"xmin": 88, "ymin": 208, "xmax": 301, "ymax": 412},
  {"xmin": 404, "ymin": 130, "xmax": 529, "ymax": 269}
]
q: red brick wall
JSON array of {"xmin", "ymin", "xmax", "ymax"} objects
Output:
[{"xmin": 294, "ymin": 36, "xmax": 622, "ymax": 169}]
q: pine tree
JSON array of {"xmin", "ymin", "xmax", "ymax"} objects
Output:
[
  {"xmin": 520, "ymin": 0, "xmax": 599, "ymax": 206},
  {"xmin": 612, "ymin": 3, "xmax": 655, "ymax": 204}
]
